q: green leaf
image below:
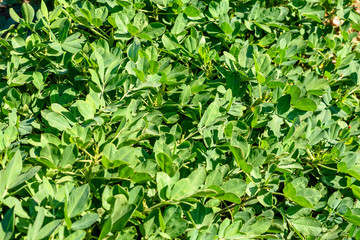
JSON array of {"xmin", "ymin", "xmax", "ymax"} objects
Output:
[
  {"xmin": 238, "ymin": 41, "xmax": 254, "ymax": 68},
  {"xmin": 283, "ymin": 181, "xmax": 316, "ymax": 208},
  {"xmin": 277, "ymin": 94, "xmax": 291, "ymax": 114},
  {"xmin": 170, "ymin": 178, "xmax": 191, "ymax": 199},
  {"xmin": 163, "ymin": 206, "xmax": 188, "ymax": 238},
  {"xmin": 180, "ymin": 85, "xmax": 191, "ymax": 105},
  {"xmin": 162, "ymin": 33, "xmax": 180, "ymax": 52},
  {"xmin": 229, "ymin": 146, "xmax": 252, "ymax": 173},
  {"xmin": 114, "ymin": 226, "xmax": 137, "ymax": 240},
  {"xmin": 300, "ymin": 5, "xmax": 325, "ymax": 22},
  {"xmin": 4, "ymin": 126, "xmax": 18, "ymax": 148},
  {"xmin": 0, "ymin": 208, "xmax": 15, "ymax": 240},
  {"xmin": 32, "ymin": 72, "xmax": 44, "ymax": 91},
  {"xmin": 189, "ymin": 203, "xmax": 212, "ymax": 226},
  {"xmin": 216, "ymin": 193, "xmax": 242, "ymax": 204},
  {"xmin": 9, "ymin": 8, "xmax": 20, "ymax": 23},
  {"xmin": 28, "ymin": 208, "xmax": 45, "ymax": 240},
  {"xmin": 198, "ymin": 98, "xmax": 222, "ymax": 128},
  {"xmin": 4, "ymin": 151, "xmax": 22, "ymax": 193},
  {"xmin": 184, "ymin": 6, "xmax": 200, "ymax": 17},
  {"xmin": 41, "ymin": 0, "xmax": 48, "ymax": 18},
  {"xmin": 187, "ymin": 167, "xmax": 206, "ymax": 193},
  {"xmin": 9, "ymin": 166, "xmax": 41, "ymax": 189},
  {"xmin": 248, "ymin": 1, "xmax": 260, "ymax": 21},
  {"xmin": 62, "ymin": 34, "xmax": 85, "ymax": 53},
  {"xmin": 128, "ymin": 186, "xmax": 144, "ymax": 205},
  {"xmin": 172, "ymin": 13, "xmax": 188, "ymax": 35},
  {"xmin": 157, "ymin": 172, "xmax": 172, "ymax": 201},
  {"xmin": 37, "ymin": 220, "xmax": 62, "ymax": 239},
  {"xmin": 343, "ymin": 209, "xmax": 360, "ymax": 226},
  {"xmin": 288, "ymin": 85, "xmax": 301, "ymax": 104},
  {"xmin": 67, "ymin": 184, "xmax": 90, "ymax": 218},
  {"xmin": 64, "ymin": 231, "xmax": 86, "ymax": 240},
  {"xmin": 49, "ymin": 5, "xmax": 63, "ymax": 21},
  {"xmin": 128, "ymin": 37, "xmax": 141, "ymax": 62},
  {"xmin": 42, "ymin": 112, "xmax": 71, "ymax": 131},
  {"xmin": 58, "ymin": 144, "xmax": 78, "ymax": 168},
  {"xmin": 351, "ymin": 185, "xmax": 360, "ymax": 200},
  {"xmin": 205, "ymin": 169, "xmax": 223, "ymax": 188},
  {"xmin": 110, "ymin": 195, "xmax": 136, "ymax": 232},
  {"xmin": 222, "ymin": 179, "xmax": 246, "ymax": 197},
  {"xmin": 290, "ymin": 217, "xmax": 322, "ymax": 236},
  {"xmin": 156, "ymin": 153, "xmax": 173, "ymax": 176},
  {"xmin": 143, "ymin": 22, "xmax": 166, "ymax": 38},
  {"xmin": 259, "ymin": 33, "xmax": 276, "ymax": 47},
  {"xmin": 11, "ymin": 37, "xmax": 26, "ymax": 53},
  {"xmin": 59, "ymin": 19, "xmax": 71, "ymax": 42},
  {"xmin": 21, "ymin": 3, "xmax": 35, "ymax": 23},
  {"xmin": 71, "ymin": 213, "xmax": 99, "ymax": 230},
  {"xmin": 77, "ymin": 100, "xmax": 95, "ymax": 120},
  {"xmin": 292, "ymin": 98, "xmax": 317, "ymax": 111}
]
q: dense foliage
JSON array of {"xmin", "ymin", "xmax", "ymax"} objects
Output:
[{"xmin": 1, "ymin": 0, "xmax": 360, "ymax": 239}]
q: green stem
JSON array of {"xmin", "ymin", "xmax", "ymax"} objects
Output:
[
  {"xmin": 258, "ymin": 82, "xmax": 262, "ymax": 99},
  {"xmin": 306, "ymin": 148, "xmax": 315, "ymax": 161},
  {"xmin": 95, "ymin": 27, "xmax": 110, "ymax": 39},
  {"xmin": 179, "ymin": 129, "xmax": 199, "ymax": 144},
  {"xmin": 144, "ymin": 201, "xmax": 175, "ymax": 213},
  {"xmin": 90, "ymin": 28, "xmax": 109, "ymax": 40},
  {"xmin": 317, "ymin": 164, "xmax": 338, "ymax": 172},
  {"xmin": 271, "ymin": 191, "xmax": 285, "ymax": 196},
  {"xmin": 274, "ymin": 206, "xmax": 305, "ymax": 240}
]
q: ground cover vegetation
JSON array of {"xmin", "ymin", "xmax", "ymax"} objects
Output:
[{"xmin": 1, "ymin": 0, "xmax": 360, "ymax": 239}]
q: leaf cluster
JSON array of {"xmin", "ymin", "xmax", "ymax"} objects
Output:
[{"xmin": 1, "ymin": 0, "xmax": 360, "ymax": 239}]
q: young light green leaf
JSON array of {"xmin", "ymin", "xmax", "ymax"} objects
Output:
[
  {"xmin": 170, "ymin": 178, "xmax": 191, "ymax": 199},
  {"xmin": 32, "ymin": 72, "xmax": 44, "ymax": 91},
  {"xmin": 9, "ymin": 8, "xmax": 20, "ymax": 23},
  {"xmin": 37, "ymin": 220, "xmax": 62, "ymax": 239},
  {"xmin": 4, "ymin": 151, "xmax": 22, "ymax": 193},
  {"xmin": 290, "ymin": 217, "xmax": 322, "ymax": 236},
  {"xmin": 21, "ymin": 3, "xmax": 35, "ymax": 23},
  {"xmin": 41, "ymin": 0, "xmax": 48, "ymax": 18},
  {"xmin": 42, "ymin": 112, "xmax": 71, "ymax": 131},
  {"xmin": 111, "ymin": 195, "xmax": 137, "ymax": 232},
  {"xmin": 49, "ymin": 5, "xmax": 63, "ymax": 21},
  {"xmin": 77, "ymin": 100, "xmax": 95, "ymax": 120},
  {"xmin": 222, "ymin": 179, "xmax": 246, "ymax": 197},
  {"xmin": 184, "ymin": 6, "xmax": 200, "ymax": 17},
  {"xmin": 4, "ymin": 125, "xmax": 18, "ymax": 148},
  {"xmin": 71, "ymin": 213, "xmax": 99, "ymax": 230},
  {"xmin": 28, "ymin": 208, "xmax": 45, "ymax": 240},
  {"xmin": 172, "ymin": 13, "xmax": 188, "ymax": 35},
  {"xmin": 143, "ymin": 22, "xmax": 166, "ymax": 38},
  {"xmin": 259, "ymin": 33, "xmax": 276, "ymax": 47},
  {"xmin": 58, "ymin": 144, "xmax": 78, "ymax": 168},
  {"xmin": 67, "ymin": 184, "xmax": 90, "ymax": 218},
  {"xmin": 9, "ymin": 166, "xmax": 41, "ymax": 189},
  {"xmin": 64, "ymin": 231, "xmax": 86, "ymax": 240},
  {"xmin": 187, "ymin": 167, "xmax": 206, "ymax": 193},
  {"xmin": 156, "ymin": 153, "xmax": 173, "ymax": 175},
  {"xmin": 293, "ymin": 98, "xmax": 317, "ymax": 111},
  {"xmin": 180, "ymin": 85, "xmax": 191, "ymax": 105}
]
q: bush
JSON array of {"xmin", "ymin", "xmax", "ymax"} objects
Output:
[{"xmin": 1, "ymin": 0, "xmax": 360, "ymax": 239}]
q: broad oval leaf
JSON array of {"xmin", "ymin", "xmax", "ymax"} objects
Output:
[
  {"xmin": 67, "ymin": 184, "xmax": 90, "ymax": 218},
  {"xmin": 292, "ymin": 98, "xmax": 317, "ymax": 111}
]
